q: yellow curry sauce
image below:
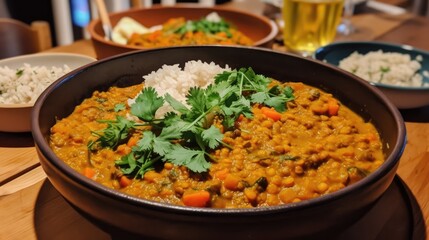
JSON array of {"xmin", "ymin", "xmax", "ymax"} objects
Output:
[
  {"xmin": 50, "ymin": 81, "xmax": 384, "ymax": 208},
  {"xmin": 127, "ymin": 17, "xmax": 253, "ymax": 48}
]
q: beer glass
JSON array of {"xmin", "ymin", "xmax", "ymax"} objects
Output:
[{"xmin": 282, "ymin": 0, "xmax": 344, "ymax": 56}]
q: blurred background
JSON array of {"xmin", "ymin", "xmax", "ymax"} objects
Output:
[
  {"xmin": 0, "ymin": 0, "xmax": 232, "ymax": 47},
  {"xmin": 0, "ymin": 0, "xmax": 427, "ymax": 48}
]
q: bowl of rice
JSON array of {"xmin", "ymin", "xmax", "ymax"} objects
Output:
[
  {"xmin": 314, "ymin": 41, "xmax": 429, "ymax": 109},
  {"xmin": 0, "ymin": 53, "xmax": 96, "ymax": 132}
]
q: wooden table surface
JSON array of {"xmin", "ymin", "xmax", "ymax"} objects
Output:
[{"xmin": 1, "ymin": 5, "xmax": 429, "ymax": 240}]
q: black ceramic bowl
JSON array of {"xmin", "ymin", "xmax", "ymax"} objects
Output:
[{"xmin": 32, "ymin": 46, "xmax": 406, "ymax": 240}]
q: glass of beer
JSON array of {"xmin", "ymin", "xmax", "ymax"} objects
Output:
[{"xmin": 282, "ymin": 0, "xmax": 344, "ymax": 57}]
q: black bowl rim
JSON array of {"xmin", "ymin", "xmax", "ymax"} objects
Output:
[
  {"xmin": 314, "ymin": 40, "xmax": 429, "ymax": 91},
  {"xmin": 32, "ymin": 45, "xmax": 407, "ymax": 216}
]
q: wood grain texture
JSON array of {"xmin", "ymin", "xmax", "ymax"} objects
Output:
[{"xmin": 0, "ymin": 166, "xmax": 46, "ymax": 196}]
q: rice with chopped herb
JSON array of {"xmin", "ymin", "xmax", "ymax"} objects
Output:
[
  {"xmin": 0, "ymin": 64, "xmax": 71, "ymax": 104},
  {"xmin": 339, "ymin": 50, "xmax": 428, "ymax": 87},
  {"xmin": 128, "ymin": 60, "xmax": 230, "ymax": 117}
]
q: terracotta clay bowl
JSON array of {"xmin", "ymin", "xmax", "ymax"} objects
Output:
[{"xmin": 87, "ymin": 5, "xmax": 278, "ymax": 59}]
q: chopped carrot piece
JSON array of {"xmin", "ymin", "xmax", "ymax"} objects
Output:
[
  {"xmin": 216, "ymin": 32, "xmax": 228, "ymax": 38},
  {"xmin": 213, "ymin": 168, "xmax": 229, "ymax": 180},
  {"xmin": 116, "ymin": 144, "xmax": 131, "ymax": 155},
  {"xmin": 182, "ymin": 190, "xmax": 211, "ymax": 207},
  {"xmin": 143, "ymin": 170, "xmax": 162, "ymax": 183},
  {"xmin": 148, "ymin": 31, "xmax": 161, "ymax": 41},
  {"xmin": 289, "ymin": 82, "xmax": 305, "ymax": 91},
  {"xmin": 83, "ymin": 167, "xmax": 96, "ymax": 179},
  {"xmin": 244, "ymin": 188, "xmax": 258, "ymax": 201},
  {"xmin": 119, "ymin": 176, "xmax": 132, "ymax": 188},
  {"xmin": 224, "ymin": 174, "xmax": 241, "ymax": 191},
  {"xmin": 261, "ymin": 107, "xmax": 282, "ymax": 121},
  {"xmin": 327, "ymin": 99, "xmax": 340, "ymax": 116},
  {"xmin": 127, "ymin": 136, "xmax": 140, "ymax": 147}
]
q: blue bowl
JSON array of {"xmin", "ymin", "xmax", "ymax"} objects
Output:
[{"xmin": 314, "ymin": 41, "xmax": 429, "ymax": 109}]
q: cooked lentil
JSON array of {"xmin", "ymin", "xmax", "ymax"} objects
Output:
[
  {"xmin": 127, "ymin": 17, "xmax": 253, "ymax": 47},
  {"xmin": 50, "ymin": 80, "xmax": 384, "ymax": 208}
]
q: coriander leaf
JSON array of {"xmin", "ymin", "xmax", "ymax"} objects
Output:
[
  {"xmin": 164, "ymin": 146, "xmax": 211, "ymax": 173},
  {"xmin": 152, "ymin": 126, "xmax": 183, "ymax": 155},
  {"xmin": 115, "ymin": 153, "xmax": 156, "ymax": 178},
  {"xmin": 162, "ymin": 112, "xmax": 180, "ymax": 125},
  {"xmin": 201, "ymin": 125, "xmax": 223, "ymax": 149},
  {"xmin": 242, "ymin": 67, "xmax": 256, "ymax": 81},
  {"xmin": 115, "ymin": 154, "xmax": 138, "ymax": 175},
  {"xmin": 254, "ymin": 73, "xmax": 271, "ymax": 85},
  {"xmin": 214, "ymin": 70, "xmax": 234, "ymax": 84},
  {"xmin": 186, "ymin": 87, "xmax": 207, "ymax": 115},
  {"xmin": 131, "ymin": 87, "xmax": 164, "ymax": 121},
  {"xmin": 283, "ymin": 86, "xmax": 294, "ymax": 97},
  {"xmin": 205, "ymin": 91, "xmax": 221, "ymax": 109},
  {"xmin": 165, "ymin": 115, "xmax": 197, "ymax": 133},
  {"xmin": 90, "ymin": 116, "xmax": 135, "ymax": 150},
  {"xmin": 221, "ymin": 95, "xmax": 252, "ymax": 129},
  {"xmin": 159, "ymin": 124, "xmax": 185, "ymax": 139},
  {"xmin": 137, "ymin": 128, "xmax": 177, "ymax": 156},
  {"xmin": 136, "ymin": 131, "xmax": 156, "ymax": 151},
  {"xmin": 207, "ymin": 81, "xmax": 236, "ymax": 99},
  {"xmin": 250, "ymin": 91, "xmax": 269, "ymax": 104},
  {"xmin": 164, "ymin": 93, "xmax": 189, "ymax": 114},
  {"xmin": 114, "ymin": 103, "xmax": 126, "ymax": 112},
  {"xmin": 152, "ymin": 137, "xmax": 175, "ymax": 156},
  {"xmin": 264, "ymin": 96, "xmax": 287, "ymax": 112},
  {"xmin": 222, "ymin": 96, "xmax": 252, "ymax": 117}
]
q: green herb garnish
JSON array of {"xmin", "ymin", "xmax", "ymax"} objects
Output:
[
  {"xmin": 174, "ymin": 18, "xmax": 233, "ymax": 38},
  {"xmin": 88, "ymin": 116, "xmax": 136, "ymax": 151},
  {"xmin": 114, "ymin": 103, "xmax": 126, "ymax": 112},
  {"xmin": 380, "ymin": 66, "xmax": 390, "ymax": 73},
  {"xmin": 89, "ymin": 67, "xmax": 295, "ymax": 178},
  {"xmin": 16, "ymin": 69, "xmax": 24, "ymax": 77}
]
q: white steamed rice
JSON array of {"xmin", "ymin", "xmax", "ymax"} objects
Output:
[
  {"xmin": 0, "ymin": 64, "xmax": 71, "ymax": 104},
  {"xmin": 128, "ymin": 60, "xmax": 230, "ymax": 117},
  {"xmin": 338, "ymin": 50, "xmax": 429, "ymax": 87}
]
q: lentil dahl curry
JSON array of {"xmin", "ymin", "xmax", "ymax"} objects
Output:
[
  {"xmin": 49, "ymin": 62, "xmax": 384, "ymax": 208},
  {"xmin": 126, "ymin": 15, "xmax": 253, "ymax": 48}
]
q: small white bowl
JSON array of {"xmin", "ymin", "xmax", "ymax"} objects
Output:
[
  {"xmin": 314, "ymin": 41, "xmax": 429, "ymax": 109},
  {"xmin": 0, "ymin": 53, "xmax": 96, "ymax": 132}
]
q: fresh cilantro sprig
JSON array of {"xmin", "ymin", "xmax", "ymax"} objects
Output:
[
  {"xmin": 114, "ymin": 103, "xmax": 126, "ymax": 112},
  {"xmin": 89, "ymin": 67, "xmax": 295, "ymax": 178},
  {"xmin": 174, "ymin": 18, "xmax": 233, "ymax": 38},
  {"xmin": 87, "ymin": 116, "xmax": 136, "ymax": 151},
  {"xmin": 215, "ymin": 67, "xmax": 295, "ymax": 113}
]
